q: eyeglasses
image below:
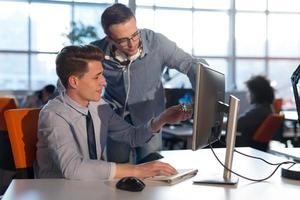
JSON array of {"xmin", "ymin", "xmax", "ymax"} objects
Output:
[{"xmin": 110, "ymin": 30, "xmax": 140, "ymax": 47}]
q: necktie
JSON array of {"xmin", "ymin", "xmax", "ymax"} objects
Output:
[{"xmin": 86, "ymin": 111, "xmax": 97, "ymax": 160}]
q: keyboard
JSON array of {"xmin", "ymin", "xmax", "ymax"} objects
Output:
[{"xmin": 146, "ymin": 168, "xmax": 198, "ymax": 185}]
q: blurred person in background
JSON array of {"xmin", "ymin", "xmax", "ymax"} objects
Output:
[
  {"xmin": 236, "ymin": 75, "xmax": 275, "ymax": 150},
  {"xmin": 21, "ymin": 84, "xmax": 56, "ymax": 108}
]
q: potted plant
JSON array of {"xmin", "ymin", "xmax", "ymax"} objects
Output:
[{"xmin": 63, "ymin": 21, "xmax": 99, "ymax": 45}]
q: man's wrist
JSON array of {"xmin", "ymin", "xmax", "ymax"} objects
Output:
[{"xmin": 151, "ymin": 115, "xmax": 165, "ymax": 133}]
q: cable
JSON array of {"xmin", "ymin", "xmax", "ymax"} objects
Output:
[
  {"xmin": 218, "ymin": 140, "xmax": 292, "ymax": 166},
  {"xmin": 209, "ymin": 141, "xmax": 296, "ymax": 182}
]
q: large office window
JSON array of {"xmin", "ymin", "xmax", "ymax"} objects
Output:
[
  {"xmin": 0, "ymin": 0, "xmax": 113, "ymax": 91},
  {"xmin": 135, "ymin": 0, "xmax": 300, "ymax": 102},
  {"xmin": 0, "ymin": 0, "xmax": 300, "ymax": 104}
]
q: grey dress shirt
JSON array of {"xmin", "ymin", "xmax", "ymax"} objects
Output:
[
  {"xmin": 36, "ymin": 94, "xmax": 154, "ymax": 180},
  {"xmin": 91, "ymin": 29, "xmax": 207, "ymax": 160}
]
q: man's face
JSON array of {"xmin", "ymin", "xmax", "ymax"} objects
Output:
[
  {"xmin": 108, "ymin": 17, "xmax": 140, "ymax": 57},
  {"xmin": 73, "ymin": 60, "xmax": 106, "ymax": 107}
]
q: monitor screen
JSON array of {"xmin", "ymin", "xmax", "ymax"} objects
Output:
[
  {"xmin": 164, "ymin": 88, "xmax": 194, "ymax": 109},
  {"xmin": 192, "ymin": 64, "xmax": 225, "ymax": 150}
]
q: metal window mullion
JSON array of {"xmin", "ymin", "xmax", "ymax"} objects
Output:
[
  {"xmin": 191, "ymin": 6, "xmax": 195, "ymax": 56},
  {"xmin": 28, "ymin": 0, "xmax": 32, "ymax": 91},
  {"xmin": 265, "ymin": 7, "xmax": 269, "ymax": 76},
  {"xmin": 228, "ymin": 0, "xmax": 236, "ymax": 90},
  {"xmin": 264, "ymin": 0, "xmax": 269, "ymax": 76},
  {"xmin": 128, "ymin": 0, "xmax": 136, "ymax": 14}
]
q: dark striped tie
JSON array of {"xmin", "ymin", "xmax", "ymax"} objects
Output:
[{"xmin": 86, "ymin": 111, "xmax": 97, "ymax": 159}]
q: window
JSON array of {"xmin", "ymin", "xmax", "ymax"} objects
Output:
[
  {"xmin": 268, "ymin": 14, "xmax": 300, "ymax": 57},
  {"xmin": 135, "ymin": 0, "xmax": 300, "ymax": 102},
  {"xmin": 235, "ymin": 59, "xmax": 266, "ymax": 90},
  {"xmin": 193, "ymin": 11, "xmax": 229, "ymax": 57},
  {"xmin": 1, "ymin": 0, "xmax": 300, "ymax": 104},
  {"xmin": 0, "ymin": 2, "xmax": 29, "ymax": 50},
  {"xmin": 0, "ymin": 53, "xmax": 28, "ymax": 90},
  {"xmin": 0, "ymin": 0, "xmax": 112, "ymax": 91},
  {"xmin": 155, "ymin": 9, "xmax": 193, "ymax": 54},
  {"xmin": 235, "ymin": 13, "xmax": 266, "ymax": 57},
  {"xmin": 30, "ymin": 3, "xmax": 71, "ymax": 52}
]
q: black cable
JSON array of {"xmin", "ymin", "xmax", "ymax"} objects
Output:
[
  {"xmin": 209, "ymin": 141, "xmax": 296, "ymax": 182},
  {"xmin": 218, "ymin": 140, "xmax": 293, "ymax": 166}
]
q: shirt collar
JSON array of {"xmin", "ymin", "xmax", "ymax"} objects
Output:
[{"xmin": 63, "ymin": 94, "xmax": 89, "ymax": 116}]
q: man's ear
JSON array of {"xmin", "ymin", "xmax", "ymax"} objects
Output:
[{"xmin": 68, "ymin": 75, "xmax": 79, "ymax": 89}]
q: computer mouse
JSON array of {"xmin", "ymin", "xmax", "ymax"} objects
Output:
[{"xmin": 116, "ymin": 176, "xmax": 145, "ymax": 192}]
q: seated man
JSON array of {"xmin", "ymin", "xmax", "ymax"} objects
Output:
[{"xmin": 35, "ymin": 44, "xmax": 192, "ymax": 180}]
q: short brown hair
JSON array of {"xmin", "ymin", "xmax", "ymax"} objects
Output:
[
  {"xmin": 101, "ymin": 3, "xmax": 135, "ymax": 35},
  {"xmin": 56, "ymin": 44, "xmax": 104, "ymax": 88}
]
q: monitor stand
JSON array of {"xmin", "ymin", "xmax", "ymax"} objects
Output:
[
  {"xmin": 193, "ymin": 95, "xmax": 240, "ymax": 185},
  {"xmin": 193, "ymin": 175, "xmax": 238, "ymax": 185}
]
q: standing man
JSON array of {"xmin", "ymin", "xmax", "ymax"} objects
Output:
[
  {"xmin": 36, "ymin": 44, "xmax": 192, "ymax": 180},
  {"xmin": 91, "ymin": 3, "xmax": 207, "ymax": 163}
]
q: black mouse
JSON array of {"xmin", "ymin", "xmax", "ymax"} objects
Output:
[{"xmin": 116, "ymin": 176, "xmax": 145, "ymax": 192}]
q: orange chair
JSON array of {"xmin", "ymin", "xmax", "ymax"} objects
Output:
[
  {"xmin": 0, "ymin": 98, "xmax": 17, "ymax": 132},
  {"xmin": 0, "ymin": 97, "xmax": 17, "ymax": 170},
  {"xmin": 273, "ymin": 98, "xmax": 283, "ymax": 114},
  {"xmin": 253, "ymin": 113, "xmax": 285, "ymax": 143},
  {"xmin": 4, "ymin": 108, "xmax": 40, "ymax": 178}
]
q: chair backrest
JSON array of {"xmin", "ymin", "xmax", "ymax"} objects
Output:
[
  {"xmin": 0, "ymin": 98, "xmax": 17, "ymax": 131},
  {"xmin": 4, "ymin": 108, "xmax": 40, "ymax": 169},
  {"xmin": 273, "ymin": 98, "xmax": 283, "ymax": 114},
  {"xmin": 253, "ymin": 113, "xmax": 285, "ymax": 143}
]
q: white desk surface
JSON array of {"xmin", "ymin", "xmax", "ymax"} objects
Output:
[
  {"xmin": 283, "ymin": 110, "xmax": 298, "ymax": 121},
  {"xmin": 270, "ymin": 147, "xmax": 300, "ymax": 162},
  {"xmin": 2, "ymin": 148, "xmax": 300, "ymax": 200}
]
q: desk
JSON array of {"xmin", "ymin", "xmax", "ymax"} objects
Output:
[
  {"xmin": 283, "ymin": 110, "xmax": 298, "ymax": 122},
  {"xmin": 2, "ymin": 148, "xmax": 300, "ymax": 200},
  {"xmin": 282, "ymin": 111, "xmax": 300, "ymax": 146},
  {"xmin": 162, "ymin": 125, "xmax": 228, "ymax": 149},
  {"xmin": 270, "ymin": 147, "xmax": 300, "ymax": 162},
  {"xmin": 162, "ymin": 124, "xmax": 193, "ymax": 149},
  {"xmin": 283, "ymin": 110, "xmax": 299, "ymax": 136}
]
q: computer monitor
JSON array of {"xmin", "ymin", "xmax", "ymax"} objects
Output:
[
  {"xmin": 192, "ymin": 63, "xmax": 240, "ymax": 185},
  {"xmin": 291, "ymin": 64, "xmax": 300, "ymax": 125}
]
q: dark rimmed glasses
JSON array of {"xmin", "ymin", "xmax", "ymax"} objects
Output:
[{"xmin": 110, "ymin": 30, "xmax": 140, "ymax": 47}]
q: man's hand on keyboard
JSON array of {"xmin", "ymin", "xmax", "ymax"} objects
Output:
[{"xmin": 134, "ymin": 160, "xmax": 177, "ymax": 179}]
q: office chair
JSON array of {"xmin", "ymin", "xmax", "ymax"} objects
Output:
[
  {"xmin": 4, "ymin": 108, "xmax": 41, "ymax": 178},
  {"xmin": 252, "ymin": 113, "xmax": 285, "ymax": 151},
  {"xmin": 0, "ymin": 98, "xmax": 17, "ymax": 169},
  {"xmin": 0, "ymin": 98, "xmax": 17, "ymax": 194},
  {"xmin": 0, "ymin": 98, "xmax": 17, "ymax": 132}
]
